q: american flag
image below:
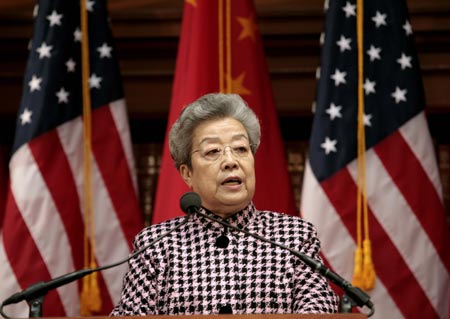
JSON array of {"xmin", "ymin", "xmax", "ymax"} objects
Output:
[
  {"xmin": 301, "ymin": 0, "xmax": 450, "ymax": 318},
  {"xmin": 0, "ymin": 0, "xmax": 142, "ymax": 317}
]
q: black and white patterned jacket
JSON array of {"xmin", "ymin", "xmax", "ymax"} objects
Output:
[{"xmin": 111, "ymin": 202, "xmax": 339, "ymax": 315}]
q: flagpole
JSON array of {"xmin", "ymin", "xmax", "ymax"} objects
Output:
[
  {"xmin": 218, "ymin": 0, "xmax": 224, "ymax": 92},
  {"xmin": 226, "ymin": 0, "xmax": 232, "ymax": 93},
  {"xmin": 79, "ymin": 0, "xmax": 101, "ymax": 314}
]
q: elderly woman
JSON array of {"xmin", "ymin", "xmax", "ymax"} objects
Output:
[{"xmin": 111, "ymin": 93, "xmax": 339, "ymax": 315}]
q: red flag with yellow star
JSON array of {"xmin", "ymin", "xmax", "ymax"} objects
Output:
[{"xmin": 152, "ymin": 0, "xmax": 297, "ymax": 223}]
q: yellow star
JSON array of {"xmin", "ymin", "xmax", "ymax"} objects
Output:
[
  {"xmin": 231, "ymin": 72, "xmax": 251, "ymax": 95},
  {"xmin": 185, "ymin": 0, "xmax": 197, "ymax": 7},
  {"xmin": 237, "ymin": 15, "xmax": 257, "ymax": 41}
]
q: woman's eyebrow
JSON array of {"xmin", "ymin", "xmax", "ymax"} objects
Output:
[{"xmin": 198, "ymin": 134, "xmax": 248, "ymax": 145}]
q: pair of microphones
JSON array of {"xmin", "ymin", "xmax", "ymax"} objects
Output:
[{"xmin": 1, "ymin": 192, "xmax": 374, "ymax": 318}]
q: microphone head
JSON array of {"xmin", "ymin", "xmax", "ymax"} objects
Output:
[{"xmin": 180, "ymin": 192, "xmax": 202, "ymax": 214}]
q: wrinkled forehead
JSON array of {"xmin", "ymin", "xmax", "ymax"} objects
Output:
[{"xmin": 192, "ymin": 118, "xmax": 249, "ymax": 146}]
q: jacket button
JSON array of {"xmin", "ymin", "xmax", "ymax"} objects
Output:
[{"xmin": 215, "ymin": 235, "xmax": 230, "ymax": 248}]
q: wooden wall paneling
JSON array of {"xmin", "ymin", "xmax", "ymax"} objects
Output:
[{"xmin": 0, "ymin": 0, "xmax": 449, "ymax": 133}]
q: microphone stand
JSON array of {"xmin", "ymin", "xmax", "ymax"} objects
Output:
[
  {"xmin": 0, "ymin": 215, "xmax": 191, "ymax": 319},
  {"xmin": 187, "ymin": 206, "xmax": 375, "ymax": 317}
]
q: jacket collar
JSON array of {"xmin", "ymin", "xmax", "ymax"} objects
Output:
[{"xmin": 195, "ymin": 202, "xmax": 257, "ymax": 231}]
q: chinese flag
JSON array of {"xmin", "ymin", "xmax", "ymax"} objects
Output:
[{"xmin": 152, "ymin": 0, "xmax": 297, "ymax": 224}]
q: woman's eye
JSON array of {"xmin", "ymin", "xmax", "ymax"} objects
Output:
[
  {"xmin": 234, "ymin": 146, "xmax": 249, "ymax": 154},
  {"xmin": 205, "ymin": 148, "xmax": 221, "ymax": 155}
]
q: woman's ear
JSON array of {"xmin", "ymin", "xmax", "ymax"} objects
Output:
[{"xmin": 179, "ymin": 164, "xmax": 193, "ymax": 188}]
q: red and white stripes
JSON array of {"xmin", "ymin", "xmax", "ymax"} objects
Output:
[
  {"xmin": 0, "ymin": 100, "xmax": 142, "ymax": 317},
  {"xmin": 301, "ymin": 111, "xmax": 450, "ymax": 319}
]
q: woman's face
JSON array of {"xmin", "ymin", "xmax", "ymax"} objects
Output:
[{"xmin": 180, "ymin": 117, "xmax": 256, "ymax": 218}]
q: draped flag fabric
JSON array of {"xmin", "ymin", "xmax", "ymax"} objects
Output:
[
  {"xmin": 0, "ymin": 0, "xmax": 143, "ymax": 317},
  {"xmin": 301, "ymin": 0, "xmax": 450, "ymax": 318},
  {"xmin": 0, "ymin": 147, "xmax": 6, "ymax": 230},
  {"xmin": 152, "ymin": 0, "xmax": 297, "ymax": 224}
]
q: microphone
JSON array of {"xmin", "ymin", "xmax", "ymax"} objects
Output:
[
  {"xmin": 180, "ymin": 192, "xmax": 374, "ymax": 317},
  {"xmin": 0, "ymin": 214, "xmax": 192, "ymax": 319},
  {"xmin": 1, "ymin": 269, "xmax": 94, "ymax": 307},
  {"xmin": 180, "ymin": 191, "xmax": 202, "ymax": 214}
]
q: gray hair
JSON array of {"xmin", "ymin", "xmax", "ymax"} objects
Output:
[{"xmin": 169, "ymin": 93, "xmax": 261, "ymax": 169}]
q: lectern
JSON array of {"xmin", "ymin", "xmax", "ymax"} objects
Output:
[{"xmin": 39, "ymin": 315, "xmax": 366, "ymax": 319}]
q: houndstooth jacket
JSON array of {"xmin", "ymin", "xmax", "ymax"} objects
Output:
[{"xmin": 111, "ymin": 202, "xmax": 339, "ymax": 315}]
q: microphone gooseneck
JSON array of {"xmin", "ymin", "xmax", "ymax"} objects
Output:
[
  {"xmin": 1, "ymin": 269, "xmax": 94, "ymax": 307},
  {"xmin": 0, "ymin": 214, "xmax": 191, "ymax": 319},
  {"xmin": 180, "ymin": 192, "xmax": 374, "ymax": 317}
]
